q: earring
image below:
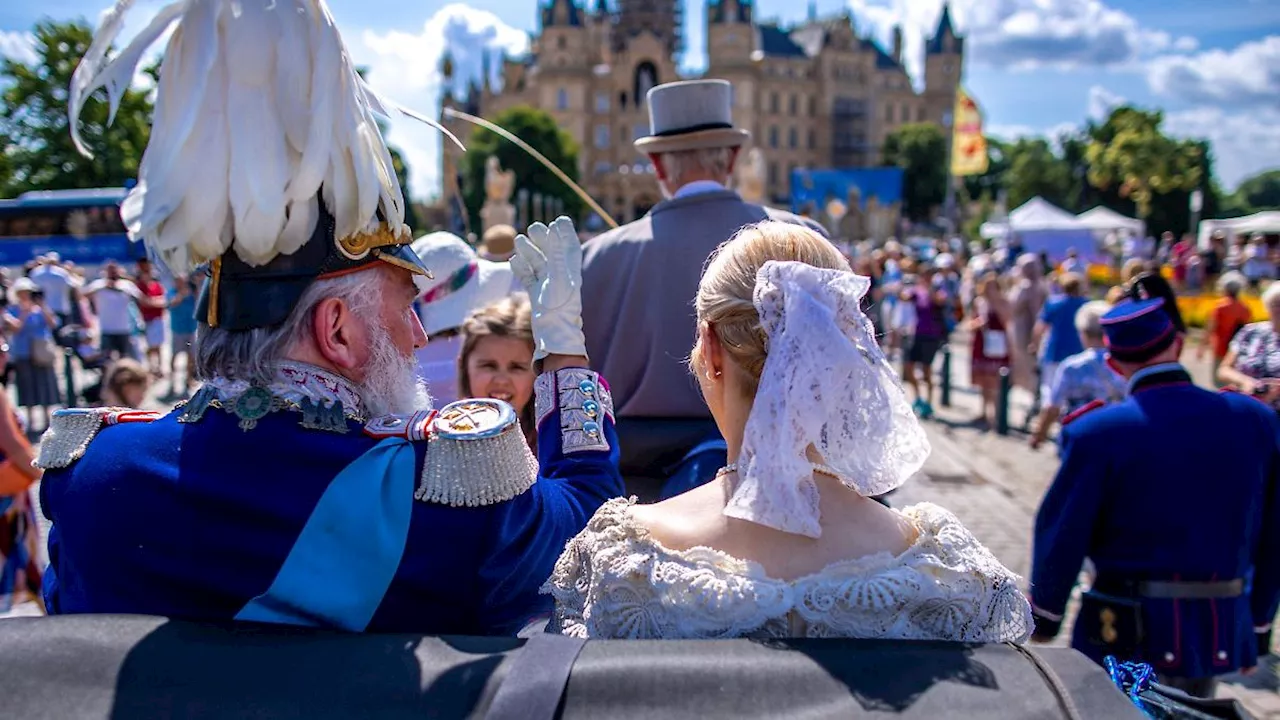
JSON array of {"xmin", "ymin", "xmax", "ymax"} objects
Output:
[{"xmin": 706, "ymin": 369, "xmax": 722, "ymax": 381}]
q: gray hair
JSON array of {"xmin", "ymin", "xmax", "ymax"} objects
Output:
[
  {"xmin": 193, "ymin": 272, "xmax": 384, "ymax": 386},
  {"xmin": 1075, "ymin": 300, "xmax": 1111, "ymax": 339},
  {"xmin": 1218, "ymin": 271, "xmax": 1247, "ymax": 297},
  {"xmin": 655, "ymin": 147, "xmax": 734, "ymax": 188}
]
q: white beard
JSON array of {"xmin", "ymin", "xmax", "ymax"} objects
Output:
[{"xmin": 356, "ymin": 320, "xmax": 432, "ymax": 416}]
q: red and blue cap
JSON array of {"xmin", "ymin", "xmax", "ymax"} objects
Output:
[{"xmin": 1100, "ymin": 298, "xmax": 1177, "ymax": 362}]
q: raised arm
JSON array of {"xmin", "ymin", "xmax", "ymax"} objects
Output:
[{"xmin": 477, "ymin": 217, "xmax": 624, "ymax": 633}]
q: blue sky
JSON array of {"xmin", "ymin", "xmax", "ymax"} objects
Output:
[{"xmin": 2, "ymin": 0, "xmax": 1278, "ymax": 199}]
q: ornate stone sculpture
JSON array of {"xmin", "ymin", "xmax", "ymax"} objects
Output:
[{"xmin": 481, "ymin": 156, "xmax": 517, "ymax": 231}]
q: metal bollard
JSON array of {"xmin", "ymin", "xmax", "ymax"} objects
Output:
[
  {"xmin": 996, "ymin": 366, "xmax": 1011, "ymax": 436},
  {"xmin": 939, "ymin": 345, "xmax": 952, "ymax": 408},
  {"xmin": 62, "ymin": 348, "xmax": 77, "ymax": 409}
]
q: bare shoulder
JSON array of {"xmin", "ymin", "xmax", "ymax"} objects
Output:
[{"xmin": 630, "ymin": 485, "xmax": 726, "ymax": 550}]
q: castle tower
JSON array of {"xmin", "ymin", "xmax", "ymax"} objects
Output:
[
  {"xmin": 613, "ymin": 0, "xmax": 683, "ymax": 57},
  {"xmin": 706, "ymin": 0, "xmax": 753, "ymax": 67},
  {"xmin": 923, "ymin": 2, "xmax": 963, "ymax": 125}
]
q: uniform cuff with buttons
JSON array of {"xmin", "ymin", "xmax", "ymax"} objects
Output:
[{"xmin": 534, "ymin": 368, "xmax": 614, "ymax": 455}]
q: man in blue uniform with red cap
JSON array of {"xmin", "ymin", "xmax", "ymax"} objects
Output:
[
  {"xmin": 1030, "ymin": 297, "xmax": 1280, "ymax": 697},
  {"xmin": 35, "ymin": 0, "xmax": 621, "ymax": 635}
]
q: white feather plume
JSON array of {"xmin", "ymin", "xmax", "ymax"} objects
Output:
[{"xmin": 69, "ymin": 0, "xmax": 466, "ymax": 274}]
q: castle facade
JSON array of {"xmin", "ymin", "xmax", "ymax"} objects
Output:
[{"xmin": 439, "ymin": 0, "xmax": 964, "ymax": 228}]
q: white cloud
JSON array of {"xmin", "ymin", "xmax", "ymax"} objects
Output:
[
  {"xmin": 849, "ymin": 0, "xmax": 1196, "ymax": 84},
  {"xmin": 1147, "ymin": 36, "xmax": 1280, "ymax": 108},
  {"xmin": 1165, "ymin": 107, "xmax": 1280, "ymax": 190},
  {"xmin": 354, "ymin": 4, "xmax": 529, "ymax": 201},
  {"xmin": 0, "ymin": 30, "xmax": 37, "ymax": 66},
  {"xmin": 1087, "ymin": 85, "xmax": 1126, "ymax": 120}
]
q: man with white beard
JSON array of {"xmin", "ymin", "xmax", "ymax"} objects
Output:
[{"xmin": 34, "ymin": 0, "xmax": 622, "ymax": 635}]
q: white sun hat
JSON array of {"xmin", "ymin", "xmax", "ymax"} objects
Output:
[{"xmin": 411, "ymin": 232, "xmax": 515, "ymax": 335}]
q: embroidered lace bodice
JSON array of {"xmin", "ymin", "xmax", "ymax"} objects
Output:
[{"xmin": 543, "ymin": 498, "xmax": 1033, "ymax": 642}]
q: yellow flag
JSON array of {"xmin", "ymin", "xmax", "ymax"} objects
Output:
[{"xmin": 951, "ymin": 89, "xmax": 989, "ymax": 177}]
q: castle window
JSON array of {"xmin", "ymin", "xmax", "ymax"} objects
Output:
[
  {"xmin": 808, "ymin": 128, "xmax": 815, "ymax": 149},
  {"xmin": 788, "ymin": 127, "xmax": 797, "ymax": 149},
  {"xmin": 595, "ymin": 92, "xmax": 609, "ymax": 113},
  {"xmin": 620, "ymin": 91, "xmax": 628, "ymax": 109},
  {"xmin": 917, "ymin": 106, "xmax": 927, "ymax": 122},
  {"xmin": 768, "ymin": 162, "xmax": 778, "ymax": 185},
  {"xmin": 768, "ymin": 126, "xmax": 778, "ymax": 148},
  {"xmin": 594, "ymin": 161, "xmax": 612, "ymax": 176},
  {"xmin": 900, "ymin": 104, "xmax": 910, "ymax": 122},
  {"xmin": 788, "ymin": 95, "xmax": 797, "ymax": 116},
  {"xmin": 594, "ymin": 124, "xmax": 610, "ymax": 149},
  {"xmin": 556, "ymin": 88, "xmax": 568, "ymax": 110},
  {"xmin": 884, "ymin": 105, "xmax": 893, "ymax": 123},
  {"xmin": 809, "ymin": 96, "xmax": 816, "ymax": 116},
  {"xmin": 770, "ymin": 93, "xmax": 779, "ymax": 114},
  {"xmin": 634, "ymin": 62, "xmax": 658, "ymax": 105}
]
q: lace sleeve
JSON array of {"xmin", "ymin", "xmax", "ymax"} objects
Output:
[{"xmin": 541, "ymin": 497, "xmax": 644, "ymax": 638}]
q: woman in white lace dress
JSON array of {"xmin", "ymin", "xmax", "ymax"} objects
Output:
[{"xmin": 544, "ymin": 221, "xmax": 1033, "ymax": 641}]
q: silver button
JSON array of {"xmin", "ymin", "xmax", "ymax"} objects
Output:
[
  {"xmin": 583, "ymin": 399, "xmax": 599, "ymax": 418},
  {"xmin": 1164, "ymin": 652, "xmax": 1175, "ymax": 663},
  {"xmin": 1218, "ymin": 651, "xmax": 1228, "ymax": 660},
  {"xmin": 582, "ymin": 420, "xmax": 601, "ymax": 437},
  {"xmin": 578, "ymin": 380, "xmax": 596, "ymax": 396}
]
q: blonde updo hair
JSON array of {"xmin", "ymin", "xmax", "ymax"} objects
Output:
[{"xmin": 693, "ymin": 221, "xmax": 850, "ymax": 395}]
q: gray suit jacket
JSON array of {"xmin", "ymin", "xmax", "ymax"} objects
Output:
[{"xmin": 580, "ymin": 189, "xmax": 828, "ymax": 418}]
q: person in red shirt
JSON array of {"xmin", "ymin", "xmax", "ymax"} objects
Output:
[
  {"xmin": 1171, "ymin": 233, "xmax": 1196, "ymax": 289},
  {"xmin": 133, "ymin": 259, "xmax": 167, "ymax": 378},
  {"xmin": 1199, "ymin": 271, "xmax": 1254, "ymax": 385}
]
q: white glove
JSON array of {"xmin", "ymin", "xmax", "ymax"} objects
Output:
[{"xmin": 510, "ymin": 216, "xmax": 586, "ymax": 361}]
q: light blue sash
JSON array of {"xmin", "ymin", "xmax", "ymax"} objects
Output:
[{"xmin": 235, "ymin": 438, "xmax": 416, "ymax": 631}]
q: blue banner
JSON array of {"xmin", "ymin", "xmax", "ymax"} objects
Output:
[
  {"xmin": 0, "ymin": 234, "xmax": 143, "ymax": 267},
  {"xmin": 790, "ymin": 168, "xmax": 905, "ymax": 216}
]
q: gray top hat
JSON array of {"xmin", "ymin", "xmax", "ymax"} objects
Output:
[{"xmin": 633, "ymin": 79, "xmax": 751, "ymax": 155}]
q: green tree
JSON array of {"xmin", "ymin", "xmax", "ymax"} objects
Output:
[
  {"xmin": 1004, "ymin": 137, "xmax": 1074, "ymax": 209},
  {"xmin": 1224, "ymin": 170, "xmax": 1280, "ymax": 215},
  {"xmin": 881, "ymin": 123, "xmax": 947, "ymax": 222},
  {"xmin": 1, "ymin": 20, "xmax": 153, "ymax": 197},
  {"xmin": 459, "ymin": 105, "xmax": 583, "ymax": 231},
  {"xmin": 1085, "ymin": 106, "xmax": 1203, "ymax": 221}
]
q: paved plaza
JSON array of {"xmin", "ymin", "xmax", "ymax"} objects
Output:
[
  {"xmin": 6, "ymin": 336, "xmax": 1280, "ymax": 716},
  {"xmin": 896, "ymin": 336, "xmax": 1280, "ymax": 717}
]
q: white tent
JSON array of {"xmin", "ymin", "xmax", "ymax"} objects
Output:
[
  {"xmin": 1076, "ymin": 206, "xmax": 1145, "ymax": 237},
  {"xmin": 979, "ymin": 197, "xmax": 1099, "ymax": 260},
  {"xmin": 1197, "ymin": 211, "xmax": 1280, "ymax": 246}
]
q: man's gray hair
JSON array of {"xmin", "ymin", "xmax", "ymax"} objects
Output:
[
  {"xmin": 193, "ymin": 271, "xmax": 384, "ymax": 386},
  {"xmin": 1218, "ymin": 271, "xmax": 1246, "ymax": 297},
  {"xmin": 655, "ymin": 147, "xmax": 735, "ymax": 187},
  {"xmin": 1075, "ymin": 300, "xmax": 1111, "ymax": 338}
]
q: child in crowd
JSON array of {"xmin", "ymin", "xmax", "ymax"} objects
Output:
[
  {"xmin": 100, "ymin": 359, "xmax": 151, "ymax": 409},
  {"xmin": 457, "ymin": 296, "xmax": 537, "ymax": 450}
]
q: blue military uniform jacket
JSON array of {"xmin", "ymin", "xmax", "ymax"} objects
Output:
[
  {"xmin": 37, "ymin": 364, "xmax": 622, "ymax": 635},
  {"xmin": 1031, "ymin": 363, "xmax": 1280, "ymax": 677}
]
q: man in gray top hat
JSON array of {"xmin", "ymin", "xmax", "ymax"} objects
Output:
[{"xmin": 581, "ymin": 79, "xmax": 826, "ymax": 420}]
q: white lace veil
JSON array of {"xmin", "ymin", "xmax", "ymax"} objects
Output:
[{"xmin": 724, "ymin": 260, "xmax": 931, "ymax": 538}]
